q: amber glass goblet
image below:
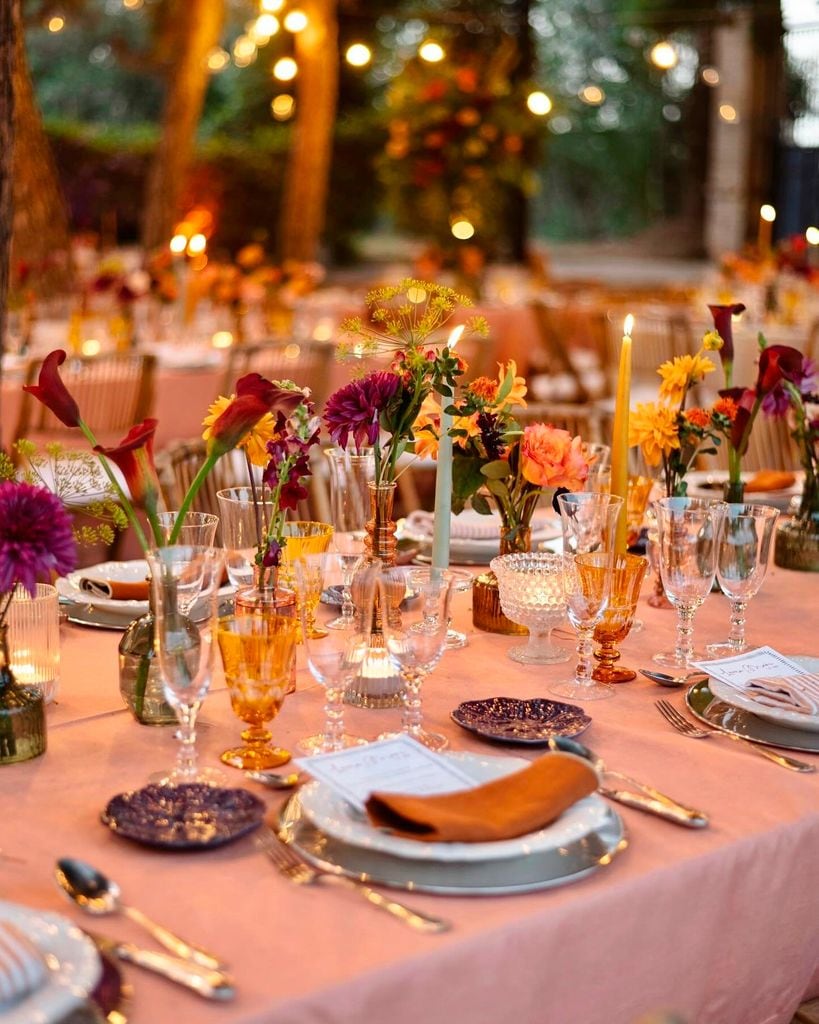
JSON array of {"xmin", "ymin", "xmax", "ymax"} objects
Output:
[
  {"xmin": 216, "ymin": 615, "xmax": 298, "ymax": 770},
  {"xmin": 587, "ymin": 553, "xmax": 649, "ymax": 683},
  {"xmin": 280, "ymin": 523, "xmax": 334, "ymax": 639}
]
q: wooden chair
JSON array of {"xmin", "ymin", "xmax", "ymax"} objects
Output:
[
  {"xmin": 221, "ymin": 340, "xmax": 334, "ymax": 414},
  {"xmin": 526, "ymin": 300, "xmax": 597, "ymax": 403},
  {"xmin": 15, "ymin": 351, "xmax": 156, "ymax": 449},
  {"xmin": 603, "ymin": 305, "xmax": 696, "ymax": 403},
  {"xmin": 511, "ymin": 400, "xmax": 605, "ymax": 445},
  {"xmin": 698, "ymin": 414, "xmax": 802, "ymax": 473}
]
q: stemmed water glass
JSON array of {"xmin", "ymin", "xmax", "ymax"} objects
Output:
[
  {"xmin": 298, "ymin": 555, "xmax": 381, "ymax": 753},
  {"xmin": 216, "ymin": 487, "xmax": 272, "ymax": 589},
  {"xmin": 325, "ymin": 447, "xmax": 374, "ymax": 630},
  {"xmin": 706, "ymin": 503, "xmax": 779, "ymax": 656},
  {"xmin": 147, "ymin": 546, "xmax": 225, "ymax": 786},
  {"xmin": 156, "ymin": 511, "xmax": 219, "ymax": 548},
  {"xmin": 557, "ymin": 492, "xmax": 624, "ymax": 556},
  {"xmin": 653, "ymin": 497, "xmax": 728, "ymax": 669},
  {"xmin": 490, "ymin": 553, "xmax": 569, "ymax": 664},
  {"xmin": 407, "ymin": 567, "xmax": 474, "ymax": 649},
  {"xmin": 379, "ymin": 573, "xmax": 454, "ymax": 751}
]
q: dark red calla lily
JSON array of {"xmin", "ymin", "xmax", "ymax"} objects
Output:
[
  {"xmin": 719, "ymin": 387, "xmax": 757, "ymax": 451},
  {"xmin": 23, "ymin": 350, "xmax": 81, "ymax": 427},
  {"xmin": 756, "ymin": 344, "xmax": 805, "ymax": 394},
  {"xmin": 707, "ymin": 304, "xmax": 746, "ymax": 367},
  {"xmin": 94, "ymin": 418, "xmax": 160, "ymax": 503},
  {"xmin": 206, "ymin": 373, "xmax": 306, "ymax": 458}
]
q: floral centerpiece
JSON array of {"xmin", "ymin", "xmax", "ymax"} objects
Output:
[
  {"xmin": 774, "ymin": 370, "xmax": 819, "ymax": 571},
  {"xmin": 323, "ymin": 280, "xmax": 485, "ymax": 563},
  {"xmin": 0, "ymin": 481, "xmax": 76, "ymax": 762}
]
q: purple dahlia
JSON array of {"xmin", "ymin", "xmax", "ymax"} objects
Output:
[
  {"xmin": 323, "ymin": 371, "xmax": 401, "ymax": 450},
  {"xmin": 0, "ymin": 482, "xmax": 76, "ymax": 599}
]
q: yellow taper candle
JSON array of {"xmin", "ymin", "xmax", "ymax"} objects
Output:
[{"xmin": 610, "ymin": 314, "xmax": 633, "ymax": 553}]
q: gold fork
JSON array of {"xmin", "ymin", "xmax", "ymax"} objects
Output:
[
  {"xmin": 255, "ymin": 829, "xmax": 451, "ymax": 933},
  {"xmin": 655, "ymin": 699, "xmax": 815, "ymax": 773}
]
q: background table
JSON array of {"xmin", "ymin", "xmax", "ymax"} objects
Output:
[{"xmin": 2, "ymin": 566, "xmax": 819, "ymax": 1024}]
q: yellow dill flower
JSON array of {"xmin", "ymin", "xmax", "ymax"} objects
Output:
[
  {"xmin": 628, "ymin": 402, "xmax": 680, "ymax": 466},
  {"xmin": 701, "ymin": 330, "xmax": 723, "ymax": 352},
  {"xmin": 202, "ymin": 395, "xmax": 278, "ymax": 467},
  {"xmin": 657, "ymin": 353, "xmax": 716, "ymax": 405}
]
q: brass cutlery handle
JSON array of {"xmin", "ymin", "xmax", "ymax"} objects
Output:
[
  {"xmin": 122, "ymin": 905, "xmax": 228, "ymax": 970},
  {"xmin": 721, "ymin": 732, "xmax": 816, "ymax": 773},
  {"xmin": 600, "ymin": 787, "xmax": 709, "ymax": 828},
  {"xmin": 112, "ymin": 943, "xmax": 235, "ymax": 1000},
  {"xmin": 328, "ymin": 875, "xmax": 450, "ymax": 933}
]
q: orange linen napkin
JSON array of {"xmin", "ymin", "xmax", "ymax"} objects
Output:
[
  {"xmin": 365, "ymin": 752, "xmax": 598, "ymax": 843},
  {"xmin": 0, "ymin": 921, "xmax": 46, "ymax": 1006},
  {"xmin": 79, "ymin": 576, "xmax": 149, "ymax": 601},
  {"xmin": 744, "ymin": 470, "xmax": 796, "ymax": 493}
]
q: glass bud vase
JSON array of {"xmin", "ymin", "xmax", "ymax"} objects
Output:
[
  {"xmin": 118, "ymin": 606, "xmax": 177, "ymax": 726},
  {"xmin": 774, "ymin": 473, "xmax": 819, "ymax": 572},
  {"xmin": 347, "ymin": 481, "xmax": 404, "ymax": 709},
  {"xmin": 0, "ymin": 623, "xmax": 46, "ymax": 764},
  {"xmin": 235, "ymin": 565, "xmax": 298, "ymax": 692},
  {"xmin": 723, "ymin": 479, "xmax": 745, "ymax": 503},
  {"xmin": 473, "ymin": 525, "xmax": 532, "ymax": 635}
]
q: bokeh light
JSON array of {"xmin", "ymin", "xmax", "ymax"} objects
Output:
[
  {"xmin": 206, "ymin": 47, "xmax": 230, "ymax": 73},
  {"xmin": 701, "ymin": 67, "xmax": 720, "ymax": 86},
  {"xmin": 345, "ymin": 43, "xmax": 372, "ymax": 68},
  {"xmin": 650, "ymin": 41, "xmax": 678, "ymax": 70},
  {"xmin": 273, "ymin": 57, "xmax": 298, "ymax": 81},
  {"xmin": 719, "ymin": 103, "xmax": 738, "ymax": 123},
  {"xmin": 807, "ymin": 226, "xmax": 819, "ymax": 245},
  {"xmin": 419, "ymin": 41, "xmax": 445, "ymax": 63},
  {"xmin": 271, "ymin": 94, "xmax": 295, "ymax": 120},
  {"xmin": 47, "ymin": 14, "xmax": 65, "ymax": 32},
  {"xmin": 283, "ymin": 9, "xmax": 308, "ymax": 33},
  {"xmin": 526, "ymin": 91, "xmax": 552, "ymax": 116},
  {"xmin": 760, "ymin": 204, "xmax": 776, "ymax": 223},
  {"xmin": 451, "ymin": 219, "xmax": 476, "ymax": 240},
  {"xmin": 579, "ymin": 85, "xmax": 605, "ymax": 106}
]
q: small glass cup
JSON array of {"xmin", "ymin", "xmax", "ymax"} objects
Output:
[
  {"xmin": 217, "ymin": 615, "xmax": 298, "ymax": 770},
  {"xmin": 6, "ymin": 583, "xmax": 60, "ymax": 704},
  {"xmin": 217, "ymin": 487, "xmax": 274, "ymax": 589}
]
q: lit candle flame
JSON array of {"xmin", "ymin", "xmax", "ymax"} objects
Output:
[
  {"xmin": 623, "ymin": 314, "xmax": 634, "ymax": 337},
  {"xmin": 448, "ymin": 324, "xmax": 465, "ymax": 350}
]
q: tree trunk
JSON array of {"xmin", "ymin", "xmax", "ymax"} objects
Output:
[
  {"xmin": 10, "ymin": 0, "xmax": 73, "ymax": 296},
  {"xmin": 0, "ymin": 0, "xmax": 14, "ymax": 449},
  {"xmin": 279, "ymin": 0, "xmax": 339, "ymax": 262},
  {"xmin": 141, "ymin": 0, "xmax": 224, "ymax": 252},
  {"xmin": 746, "ymin": 0, "xmax": 784, "ymax": 241}
]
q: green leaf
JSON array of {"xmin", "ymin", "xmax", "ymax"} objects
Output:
[
  {"xmin": 470, "ymin": 493, "xmax": 492, "ymax": 516},
  {"xmin": 495, "ymin": 366, "xmax": 514, "ymax": 404},
  {"xmin": 480, "ymin": 459, "xmax": 511, "ymax": 480},
  {"xmin": 484, "ymin": 478, "xmax": 509, "ymax": 498}
]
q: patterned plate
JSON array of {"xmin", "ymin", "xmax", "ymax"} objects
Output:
[
  {"xmin": 451, "ymin": 697, "xmax": 591, "ymax": 745},
  {"xmin": 101, "ymin": 784, "xmax": 266, "ymax": 849}
]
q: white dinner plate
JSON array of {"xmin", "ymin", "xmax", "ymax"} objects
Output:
[
  {"xmin": 708, "ymin": 656, "xmax": 819, "ymax": 733},
  {"xmin": 57, "ymin": 561, "xmax": 150, "ymax": 616},
  {"xmin": 299, "ymin": 751, "xmax": 607, "ymax": 863},
  {"xmin": 684, "ymin": 470, "xmax": 802, "ymax": 512},
  {"xmin": 401, "ymin": 510, "xmax": 562, "ymax": 565},
  {"xmin": 0, "ymin": 900, "xmax": 100, "ymax": 1024}
]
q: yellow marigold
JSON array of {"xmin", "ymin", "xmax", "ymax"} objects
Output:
[
  {"xmin": 713, "ymin": 396, "xmax": 738, "ymax": 422},
  {"xmin": 628, "ymin": 402, "xmax": 680, "ymax": 466},
  {"xmin": 657, "ymin": 353, "xmax": 716, "ymax": 405},
  {"xmin": 701, "ymin": 330, "xmax": 723, "ymax": 352},
  {"xmin": 684, "ymin": 407, "xmax": 711, "ymax": 429},
  {"xmin": 202, "ymin": 395, "xmax": 278, "ymax": 467}
]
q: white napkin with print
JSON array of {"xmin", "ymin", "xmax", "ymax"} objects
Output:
[
  {"xmin": 746, "ymin": 673, "xmax": 819, "ymax": 716},
  {"xmin": 0, "ymin": 921, "xmax": 47, "ymax": 1005}
]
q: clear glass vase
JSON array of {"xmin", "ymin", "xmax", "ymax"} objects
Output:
[
  {"xmin": 0, "ymin": 623, "xmax": 46, "ymax": 764},
  {"xmin": 775, "ymin": 472, "xmax": 819, "ymax": 572},
  {"xmin": 118, "ymin": 609, "xmax": 177, "ymax": 726}
]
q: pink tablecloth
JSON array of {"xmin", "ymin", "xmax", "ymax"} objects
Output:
[{"xmin": 2, "ymin": 566, "xmax": 818, "ymax": 1024}]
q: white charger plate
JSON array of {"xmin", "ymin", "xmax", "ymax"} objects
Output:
[
  {"xmin": 57, "ymin": 560, "xmax": 150, "ymax": 616},
  {"xmin": 299, "ymin": 751, "xmax": 607, "ymax": 863},
  {"xmin": 708, "ymin": 656, "xmax": 819, "ymax": 734},
  {"xmin": 684, "ymin": 470, "xmax": 802, "ymax": 512},
  {"xmin": 0, "ymin": 900, "xmax": 100, "ymax": 1024}
]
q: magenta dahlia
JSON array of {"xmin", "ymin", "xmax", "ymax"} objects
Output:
[
  {"xmin": 323, "ymin": 371, "xmax": 401, "ymax": 450},
  {"xmin": 0, "ymin": 482, "xmax": 76, "ymax": 600}
]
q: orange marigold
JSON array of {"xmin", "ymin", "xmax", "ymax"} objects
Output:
[
  {"xmin": 713, "ymin": 396, "xmax": 738, "ymax": 421},
  {"xmin": 468, "ymin": 376, "xmax": 497, "ymax": 402},
  {"xmin": 684, "ymin": 407, "xmax": 711, "ymax": 429}
]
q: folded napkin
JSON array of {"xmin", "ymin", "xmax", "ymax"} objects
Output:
[
  {"xmin": 79, "ymin": 575, "xmax": 149, "ymax": 601},
  {"xmin": 0, "ymin": 921, "xmax": 46, "ymax": 1006},
  {"xmin": 744, "ymin": 470, "xmax": 796, "ymax": 493},
  {"xmin": 406, "ymin": 509, "xmax": 501, "ymax": 541},
  {"xmin": 746, "ymin": 672, "xmax": 819, "ymax": 716},
  {"xmin": 365, "ymin": 751, "xmax": 598, "ymax": 843}
]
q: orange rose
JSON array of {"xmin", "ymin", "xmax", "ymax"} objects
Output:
[{"xmin": 520, "ymin": 424, "xmax": 590, "ymax": 490}]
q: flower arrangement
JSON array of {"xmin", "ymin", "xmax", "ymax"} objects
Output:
[
  {"xmin": 203, "ymin": 382, "xmax": 319, "ymax": 572},
  {"xmin": 22, "ymin": 350, "xmax": 304, "ymax": 552},
  {"xmin": 415, "ymin": 360, "xmax": 591, "ymax": 547},
  {"xmin": 324, "ymin": 280, "xmax": 486, "ymax": 486}
]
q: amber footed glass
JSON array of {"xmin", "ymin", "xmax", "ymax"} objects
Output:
[
  {"xmin": 217, "ymin": 615, "xmax": 298, "ymax": 770},
  {"xmin": 585, "ymin": 553, "xmax": 648, "ymax": 683}
]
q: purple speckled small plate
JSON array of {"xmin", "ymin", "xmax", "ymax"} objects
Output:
[
  {"xmin": 451, "ymin": 697, "xmax": 591, "ymax": 746},
  {"xmin": 101, "ymin": 783, "xmax": 265, "ymax": 850}
]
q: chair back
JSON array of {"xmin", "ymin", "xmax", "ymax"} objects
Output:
[
  {"xmin": 511, "ymin": 400, "xmax": 605, "ymax": 445},
  {"xmin": 221, "ymin": 341, "xmax": 333, "ymax": 414}
]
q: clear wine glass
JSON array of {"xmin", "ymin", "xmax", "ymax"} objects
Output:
[
  {"xmin": 147, "ymin": 546, "xmax": 225, "ymax": 786},
  {"xmin": 325, "ymin": 448, "xmax": 374, "ymax": 630},
  {"xmin": 491, "ymin": 553, "xmax": 569, "ymax": 664},
  {"xmin": 298, "ymin": 555, "xmax": 381, "ymax": 754},
  {"xmin": 653, "ymin": 497, "xmax": 728, "ymax": 670},
  {"xmin": 551, "ymin": 551, "xmax": 615, "ymax": 701},
  {"xmin": 217, "ymin": 487, "xmax": 275, "ymax": 589},
  {"xmin": 379, "ymin": 574, "xmax": 453, "ymax": 751},
  {"xmin": 156, "ymin": 511, "xmax": 219, "ymax": 548},
  {"xmin": 557, "ymin": 491, "xmax": 624, "ymax": 556},
  {"xmin": 706, "ymin": 503, "xmax": 779, "ymax": 656},
  {"xmin": 407, "ymin": 567, "xmax": 474, "ymax": 649}
]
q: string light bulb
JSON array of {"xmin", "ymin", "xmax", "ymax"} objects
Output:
[
  {"xmin": 419, "ymin": 41, "xmax": 445, "ymax": 63},
  {"xmin": 345, "ymin": 43, "xmax": 372, "ymax": 68},
  {"xmin": 283, "ymin": 9, "xmax": 308, "ymax": 32},
  {"xmin": 260, "ymin": 0, "xmax": 284, "ymax": 10},
  {"xmin": 233, "ymin": 34, "xmax": 257, "ymax": 66},
  {"xmin": 47, "ymin": 14, "xmax": 65, "ymax": 31},
  {"xmin": 273, "ymin": 57, "xmax": 298, "ymax": 81},
  {"xmin": 451, "ymin": 218, "xmax": 475, "ymax": 240},
  {"xmin": 271, "ymin": 94, "xmax": 295, "ymax": 120},
  {"xmin": 169, "ymin": 234, "xmax": 187, "ymax": 255},
  {"xmin": 649, "ymin": 40, "xmax": 678, "ymax": 70},
  {"xmin": 187, "ymin": 233, "xmax": 207, "ymax": 256},
  {"xmin": 252, "ymin": 14, "xmax": 279, "ymax": 43},
  {"xmin": 206, "ymin": 47, "xmax": 230, "ymax": 72},
  {"xmin": 526, "ymin": 91, "xmax": 552, "ymax": 116},
  {"xmin": 807, "ymin": 226, "xmax": 819, "ymax": 246},
  {"xmin": 760, "ymin": 204, "xmax": 776, "ymax": 224}
]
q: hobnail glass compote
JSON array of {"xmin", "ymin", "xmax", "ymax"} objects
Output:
[{"xmin": 490, "ymin": 553, "xmax": 569, "ymax": 665}]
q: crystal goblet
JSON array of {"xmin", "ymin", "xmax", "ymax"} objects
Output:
[
  {"xmin": 156, "ymin": 511, "xmax": 219, "ymax": 549},
  {"xmin": 407, "ymin": 567, "xmax": 474, "ymax": 649},
  {"xmin": 217, "ymin": 614, "xmax": 297, "ymax": 770},
  {"xmin": 653, "ymin": 497, "xmax": 728, "ymax": 670},
  {"xmin": 557, "ymin": 491, "xmax": 624, "ymax": 556},
  {"xmin": 147, "ymin": 546, "xmax": 225, "ymax": 786},
  {"xmin": 551, "ymin": 551, "xmax": 615, "ymax": 701},
  {"xmin": 590, "ymin": 552, "xmax": 649, "ymax": 683},
  {"xmin": 706, "ymin": 503, "xmax": 779, "ymax": 656},
  {"xmin": 490, "ymin": 553, "xmax": 569, "ymax": 665}
]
